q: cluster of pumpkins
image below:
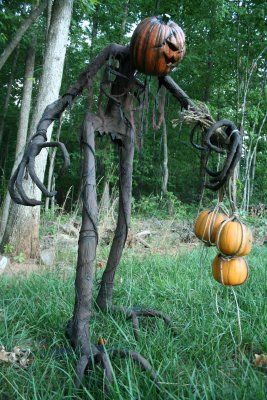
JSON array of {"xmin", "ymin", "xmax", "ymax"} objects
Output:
[{"xmin": 194, "ymin": 210, "xmax": 253, "ymax": 286}]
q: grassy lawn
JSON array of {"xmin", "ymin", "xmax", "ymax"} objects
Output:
[{"xmin": 0, "ymin": 244, "xmax": 266, "ymax": 399}]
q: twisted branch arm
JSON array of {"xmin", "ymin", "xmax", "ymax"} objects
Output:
[
  {"xmin": 159, "ymin": 75, "xmax": 242, "ymax": 191},
  {"xmin": 9, "ymin": 44, "xmax": 130, "ymax": 206}
]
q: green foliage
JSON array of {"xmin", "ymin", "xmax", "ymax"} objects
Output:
[
  {"xmin": 79, "ymin": 0, "xmax": 98, "ymax": 14},
  {"xmin": 132, "ymin": 192, "xmax": 195, "ymax": 219},
  {"xmin": 13, "ymin": 252, "xmax": 26, "ymax": 263},
  {"xmin": 3, "ymin": 243, "xmax": 14, "ymax": 255},
  {"xmin": 3, "ymin": 243, "xmax": 26, "ymax": 262},
  {"xmin": 244, "ymin": 214, "xmax": 267, "ymax": 239}
]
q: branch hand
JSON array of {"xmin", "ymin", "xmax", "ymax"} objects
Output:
[{"xmin": 9, "ymin": 134, "xmax": 70, "ymax": 206}]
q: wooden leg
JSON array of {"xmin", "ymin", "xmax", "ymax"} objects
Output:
[
  {"xmin": 96, "ymin": 127, "xmax": 134, "ymax": 311},
  {"xmin": 65, "ymin": 120, "xmax": 158, "ymax": 389},
  {"xmin": 95, "ymin": 126, "xmax": 172, "ymax": 339},
  {"xmin": 66, "ymin": 112, "xmax": 98, "ymax": 358}
]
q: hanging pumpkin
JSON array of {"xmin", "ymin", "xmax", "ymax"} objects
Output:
[
  {"xmin": 212, "ymin": 254, "xmax": 248, "ymax": 286},
  {"xmin": 194, "ymin": 210, "xmax": 228, "ymax": 244},
  {"xmin": 130, "ymin": 14, "xmax": 185, "ymax": 76},
  {"xmin": 216, "ymin": 219, "xmax": 253, "ymax": 257}
]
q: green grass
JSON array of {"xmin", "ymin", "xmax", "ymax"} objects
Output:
[{"xmin": 0, "ymin": 245, "xmax": 266, "ymax": 399}]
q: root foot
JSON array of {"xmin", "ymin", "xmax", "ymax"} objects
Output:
[
  {"xmin": 111, "ymin": 306, "xmax": 172, "ymax": 340},
  {"xmin": 66, "ymin": 319, "xmax": 159, "ymax": 393},
  {"xmin": 74, "ymin": 344, "xmax": 159, "ymax": 393}
]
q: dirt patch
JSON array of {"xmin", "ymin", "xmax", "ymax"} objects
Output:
[
  {"xmin": 2, "ymin": 217, "xmax": 198, "ymax": 278},
  {"xmin": 101, "ymin": 216, "xmax": 197, "ymax": 254},
  {"xmin": 3, "ymin": 260, "xmax": 46, "ymax": 277}
]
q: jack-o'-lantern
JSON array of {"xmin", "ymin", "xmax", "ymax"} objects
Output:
[{"xmin": 130, "ymin": 14, "xmax": 185, "ymax": 76}]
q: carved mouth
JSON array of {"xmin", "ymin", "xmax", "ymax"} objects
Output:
[{"xmin": 164, "ymin": 55, "xmax": 178, "ymax": 68}]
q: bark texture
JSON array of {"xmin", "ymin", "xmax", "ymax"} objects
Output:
[
  {"xmin": 2, "ymin": 0, "xmax": 73, "ymax": 257},
  {"xmin": 96, "ymin": 128, "xmax": 134, "ymax": 310},
  {"xmin": 45, "ymin": 117, "xmax": 63, "ymax": 211},
  {"xmin": 0, "ymin": 42, "xmax": 36, "ymax": 242},
  {"xmin": 0, "ymin": 2, "xmax": 46, "ymax": 71},
  {"xmin": 96, "ymin": 54, "xmax": 135, "ymax": 311},
  {"xmin": 67, "ymin": 113, "xmax": 98, "ymax": 355}
]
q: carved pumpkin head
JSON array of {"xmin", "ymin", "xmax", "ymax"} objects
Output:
[{"xmin": 130, "ymin": 14, "xmax": 185, "ymax": 76}]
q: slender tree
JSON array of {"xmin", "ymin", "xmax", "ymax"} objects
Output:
[
  {"xmin": 162, "ymin": 118, "xmax": 168, "ymax": 195},
  {"xmin": 1, "ymin": 0, "xmax": 74, "ymax": 257},
  {"xmin": 0, "ymin": 2, "xmax": 46, "ymax": 71},
  {"xmin": 0, "ymin": 41, "xmax": 36, "ymax": 241},
  {"xmin": 121, "ymin": 0, "xmax": 130, "ymax": 38},
  {"xmin": 45, "ymin": 116, "xmax": 64, "ymax": 211}
]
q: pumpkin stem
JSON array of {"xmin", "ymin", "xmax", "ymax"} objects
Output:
[{"xmin": 160, "ymin": 14, "xmax": 171, "ymax": 24}]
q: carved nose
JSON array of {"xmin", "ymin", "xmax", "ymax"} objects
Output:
[{"xmin": 165, "ymin": 55, "xmax": 177, "ymax": 66}]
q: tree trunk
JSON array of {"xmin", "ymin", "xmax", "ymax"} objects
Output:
[
  {"xmin": 161, "ymin": 119, "xmax": 168, "ymax": 196},
  {"xmin": 87, "ymin": 9, "xmax": 99, "ymax": 110},
  {"xmin": 2, "ymin": 0, "xmax": 73, "ymax": 258},
  {"xmin": 155, "ymin": 0, "xmax": 161, "ymax": 13},
  {"xmin": 46, "ymin": 0, "xmax": 53, "ymax": 38},
  {"xmin": 0, "ymin": 42, "xmax": 36, "ymax": 242},
  {"xmin": 45, "ymin": 117, "xmax": 63, "ymax": 211},
  {"xmin": 198, "ymin": 136, "xmax": 208, "ymax": 202},
  {"xmin": 51, "ymin": 175, "xmax": 56, "ymax": 214},
  {"xmin": 250, "ymin": 149, "xmax": 257, "ymax": 199},
  {"xmin": 0, "ymin": 2, "xmax": 46, "ymax": 71},
  {"xmin": 90, "ymin": 4, "xmax": 99, "ymax": 56},
  {"xmin": 100, "ymin": 180, "xmax": 110, "ymax": 215},
  {"xmin": 229, "ymin": 168, "xmax": 238, "ymax": 212},
  {"xmin": 121, "ymin": 0, "xmax": 130, "ymax": 38},
  {"xmin": 0, "ymin": 47, "xmax": 19, "ymax": 149}
]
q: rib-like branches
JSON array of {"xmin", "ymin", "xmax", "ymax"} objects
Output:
[{"xmin": 9, "ymin": 44, "xmax": 129, "ymax": 206}]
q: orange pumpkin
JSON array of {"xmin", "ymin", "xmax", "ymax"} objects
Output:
[
  {"xmin": 216, "ymin": 220, "xmax": 253, "ymax": 256},
  {"xmin": 130, "ymin": 14, "xmax": 185, "ymax": 76},
  {"xmin": 194, "ymin": 210, "xmax": 228, "ymax": 244},
  {"xmin": 212, "ymin": 254, "xmax": 248, "ymax": 286}
]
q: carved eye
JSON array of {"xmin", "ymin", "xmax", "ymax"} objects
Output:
[{"xmin": 166, "ymin": 40, "xmax": 180, "ymax": 51}]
